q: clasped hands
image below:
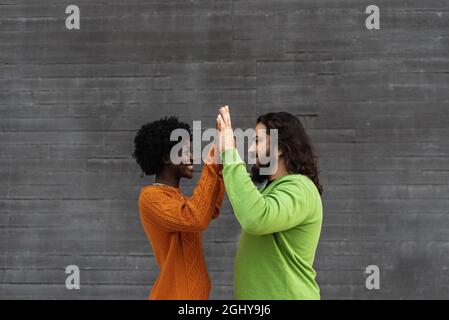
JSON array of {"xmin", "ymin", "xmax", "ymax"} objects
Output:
[{"xmin": 205, "ymin": 105, "xmax": 236, "ymax": 165}]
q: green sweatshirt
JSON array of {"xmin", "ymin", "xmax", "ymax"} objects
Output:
[{"xmin": 221, "ymin": 148, "xmax": 323, "ymax": 300}]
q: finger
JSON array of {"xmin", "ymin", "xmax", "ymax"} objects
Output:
[
  {"xmin": 223, "ymin": 105, "xmax": 232, "ymax": 127},
  {"xmin": 218, "ymin": 106, "xmax": 225, "ymax": 120},
  {"xmin": 219, "ymin": 107, "xmax": 231, "ymax": 128},
  {"xmin": 216, "ymin": 115, "xmax": 223, "ymax": 131},
  {"xmin": 217, "ymin": 114, "xmax": 226, "ymax": 129}
]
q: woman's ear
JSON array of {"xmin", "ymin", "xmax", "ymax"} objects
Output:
[{"xmin": 278, "ymin": 149, "xmax": 284, "ymax": 157}]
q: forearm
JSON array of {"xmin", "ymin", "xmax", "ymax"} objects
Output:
[
  {"xmin": 141, "ymin": 164, "xmax": 222, "ymax": 232},
  {"xmin": 185, "ymin": 163, "xmax": 222, "ymax": 228},
  {"xmin": 221, "ymin": 148, "xmax": 307, "ymax": 235},
  {"xmin": 221, "ymin": 148, "xmax": 267, "ymax": 230}
]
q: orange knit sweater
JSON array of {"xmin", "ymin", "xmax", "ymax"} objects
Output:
[{"xmin": 138, "ymin": 164, "xmax": 225, "ymax": 300}]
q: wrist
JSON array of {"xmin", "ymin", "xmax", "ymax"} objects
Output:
[{"xmin": 220, "ymin": 148, "xmax": 241, "ymax": 165}]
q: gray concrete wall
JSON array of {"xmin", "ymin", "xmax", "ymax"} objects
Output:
[{"xmin": 1, "ymin": 0, "xmax": 448, "ymax": 299}]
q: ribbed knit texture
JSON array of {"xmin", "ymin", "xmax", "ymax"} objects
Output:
[{"xmin": 138, "ymin": 164, "xmax": 224, "ymax": 299}]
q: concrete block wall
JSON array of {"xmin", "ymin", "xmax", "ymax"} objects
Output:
[{"xmin": 1, "ymin": 0, "xmax": 448, "ymax": 299}]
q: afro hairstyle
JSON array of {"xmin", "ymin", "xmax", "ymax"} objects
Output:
[{"xmin": 132, "ymin": 116, "xmax": 191, "ymax": 176}]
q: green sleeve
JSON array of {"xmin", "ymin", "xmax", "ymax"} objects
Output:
[{"xmin": 221, "ymin": 148, "xmax": 310, "ymax": 235}]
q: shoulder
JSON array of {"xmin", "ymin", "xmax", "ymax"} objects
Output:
[
  {"xmin": 139, "ymin": 185, "xmax": 180, "ymax": 203},
  {"xmin": 275, "ymin": 175, "xmax": 322, "ymax": 221},
  {"xmin": 274, "ymin": 174, "xmax": 320, "ymax": 198},
  {"xmin": 274, "ymin": 174, "xmax": 311, "ymax": 188}
]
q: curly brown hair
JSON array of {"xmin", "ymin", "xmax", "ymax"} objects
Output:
[{"xmin": 257, "ymin": 112, "xmax": 323, "ymax": 195}]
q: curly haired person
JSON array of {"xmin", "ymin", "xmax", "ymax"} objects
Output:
[
  {"xmin": 216, "ymin": 106, "xmax": 323, "ymax": 300},
  {"xmin": 133, "ymin": 116, "xmax": 224, "ymax": 300}
]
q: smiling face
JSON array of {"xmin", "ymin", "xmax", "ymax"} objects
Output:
[
  {"xmin": 249, "ymin": 122, "xmax": 270, "ymax": 168},
  {"xmin": 250, "ymin": 112, "xmax": 323, "ymax": 195},
  {"xmin": 173, "ymin": 139, "xmax": 194, "ymax": 179},
  {"xmin": 249, "ymin": 122, "xmax": 276, "ymax": 183}
]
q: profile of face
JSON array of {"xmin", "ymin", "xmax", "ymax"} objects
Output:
[
  {"xmin": 169, "ymin": 139, "xmax": 194, "ymax": 180},
  {"xmin": 249, "ymin": 122, "xmax": 279, "ymax": 183}
]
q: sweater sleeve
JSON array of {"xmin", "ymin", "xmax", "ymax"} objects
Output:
[
  {"xmin": 212, "ymin": 166, "xmax": 225, "ymax": 220},
  {"xmin": 139, "ymin": 164, "xmax": 221, "ymax": 232},
  {"xmin": 221, "ymin": 148, "xmax": 309, "ymax": 235}
]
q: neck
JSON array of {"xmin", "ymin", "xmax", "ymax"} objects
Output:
[{"xmin": 155, "ymin": 169, "xmax": 180, "ymax": 188}]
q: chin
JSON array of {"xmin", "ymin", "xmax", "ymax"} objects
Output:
[{"xmin": 183, "ymin": 165, "xmax": 194, "ymax": 179}]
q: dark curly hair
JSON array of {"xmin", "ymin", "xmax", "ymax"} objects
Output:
[
  {"xmin": 257, "ymin": 112, "xmax": 323, "ymax": 195},
  {"xmin": 132, "ymin": 116, "xmax": 191, "ymax": 176}
]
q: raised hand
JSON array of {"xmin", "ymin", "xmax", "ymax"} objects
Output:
[
  {"xmin": 204, "ymin": 143, "xmax": 219, "ymax": 165},
  {"xmin": 216, "ymin": 105, "xmax": 235, "ymax": 153}
]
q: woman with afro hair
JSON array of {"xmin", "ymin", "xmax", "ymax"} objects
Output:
[{"xmin": 133, "ymin": 116, "xmax": 224, "ymax": 300}]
